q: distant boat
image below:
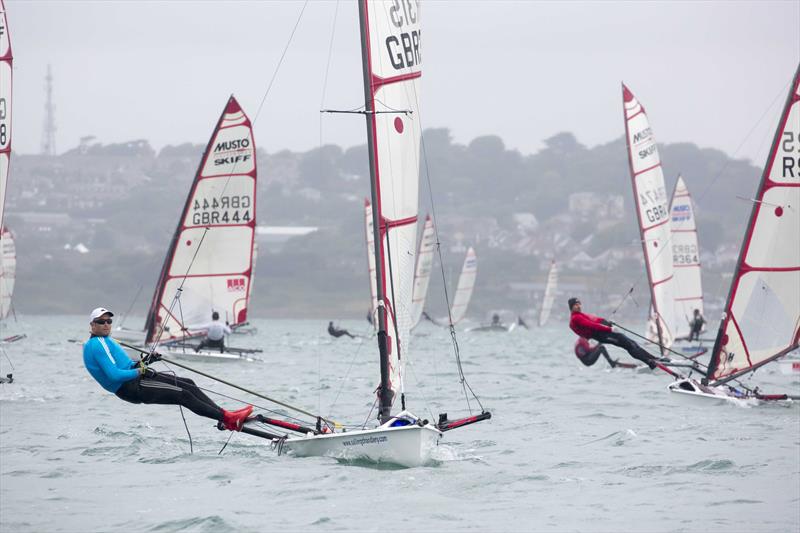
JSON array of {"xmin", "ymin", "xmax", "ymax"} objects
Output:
[
  {"xmin": 0, "ymin": 227, "xmax": 14, "ymax": 320},
  {"xmin": 410, "ymin": 215, "xmax": 435, "ymax": 329},
  {"xmin": 622, "ymin": 83, "xmax": 677, "ymax": 354},
  {"xmin": 669, "ymin": 175, "xmax": 707, "ymax": 354},
  {"xmin": 450, "ymin": 247, "xmax": 477, "ymax": 325},
  {"xmin": 363, "ymin": 199, "xmax": 378, "ymax": 328},
  {"xmin": 117, "ymin": 96, "xmax": 258, "ymax": 362},
  {"xmin": 538, "ymin": 260, "xmax": 558, "ymax": 327},
  {"xmin": 668, "ymin": 63, "xmax": 800, "ymax": 405}
]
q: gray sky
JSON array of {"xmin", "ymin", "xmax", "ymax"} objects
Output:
[{"xmin": 8, "ymin": 1, "xmax": 800, "ymax": 163}]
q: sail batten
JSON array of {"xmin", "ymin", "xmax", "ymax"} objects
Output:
[
  {"xmin": 708, "ymin": 65, "xmax": 800, "ymax": 384},
  {"xmin": 144, "ymin": 96, "xmax": 257, "ymax": 344},
  {"xmin": 621, "ymin": 84, "xmax": 677, "ymax": 350}
]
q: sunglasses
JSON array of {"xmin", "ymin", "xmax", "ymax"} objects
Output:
[{"xmin": 93, "ymin": 319, "xmax": 113, "ymax": 325}]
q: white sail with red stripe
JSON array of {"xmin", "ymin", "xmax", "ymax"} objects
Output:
[
  {"xmin": 364, "ymin": 199, "xmax": 378, "ymax": 326},
  {"xmin": 410, "ymin": 215, "xmax": 434, "ymax": 328},
  {"xmin": 622, "ymin": 84, "xmax": 676, "ymax": 349},
  {"xmin": 538, "ymin": 260, "xmax": 558, "ymax": 327},
  {"xmin": 669, "ymin": 175, "xmax": 704, "ymax": 339},
  {"xmin": 360, "ymin": 0, "xmax": 421, "ymax": 413},
  {"xmin": 145, "ymin": 96, "xmax": 257, "ymax": 344},
  {"xmin": 0, "ymin": 0, "xmax": 13, "ymax": 320},
  {"xmin": 450, "ymin": 247, "xmax": 477, "ymax": 325},
  {"xmin": 707, "ymin": 64, "xmax": 800, "ymax": 384}
]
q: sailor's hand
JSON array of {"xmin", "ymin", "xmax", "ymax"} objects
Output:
[
  {"xmin": 138, "ymin": 364, "xmax": 157, "ymax": 379},
  {"xmin": 600, "ymin": 319, "xmax": 612, "ymax": 326},
  {"xmin": 144, "ymin": 352, "xmax": 162, "ymax": 365},
  {"xmin": 610, "ymin": 325, "xmax": 621, "ymax": 334}
]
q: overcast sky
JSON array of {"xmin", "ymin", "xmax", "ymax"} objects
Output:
[{"xmin": 7, "ymin": 1, "xmax": 800, "ymax": 163}]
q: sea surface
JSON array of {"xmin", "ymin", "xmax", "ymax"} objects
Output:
[{"xmin": 1, "ymin": 316, "xmax": 799, "ymax": 532}]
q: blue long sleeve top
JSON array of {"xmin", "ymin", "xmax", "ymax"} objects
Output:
[{"xmin": 83, "ymin": 335, "xmax": 139, "ymax": 393}]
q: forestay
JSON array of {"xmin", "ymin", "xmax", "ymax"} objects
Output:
[
  {"xmin": 622, "ymin": 84, "xmax": 676, "ymax": 348},
  {"xmin": 410, "ymin": 215, "xmax": 434, "ymax": 328},
  {"xmin": 539, "ymin": 260, "xmax": 558, "ymax": 327},
  {"xmin": 450, "ymin": 247, "xmax": 477, "ymax": 325},
  {"xmin": 145, "ymin": 96, "xmax": 257, "ymax": 344},
  {"xmin": 360, "ymin": 0, "xmax": 422, "ymax": 415},
  {"xmin": 0, "ymin": 1, "xmax": 13, "ymax": 321},
  {"xmin": 707, "ymin": 64, "xmax": 800, "ymax": 383},
  {"xmin": 669, "ymin": 175, "xmax": 704, "ymax": 338}
]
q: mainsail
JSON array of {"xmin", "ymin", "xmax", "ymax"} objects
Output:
[
  {"xmin": 410, "ymin": 215, "xmax": 434, "ymax": 328},
  {"xmin": 0, "ymin": 0, "xmax": 13, "ymax": 320},
  {"xmin": 450, "ymin": 247, "xmax": 477, "ymax": 325},
  {"xmin": 144, "ymin": 96, "xmax": 257, "ymax": 344},
  {"xmin": 359, "ymin": 0, "xmax": 422, "ymax": 420},
  {"xmin": 622, "ymin": 84, "xmax": 676, "ymax": 349},
  {"xmin": 707, "ymin": 64, "xmax": 800, "ymax": 384},
  {"xmin": 538, "ymin": 260, "xmax": 558, "ymax": 327},
  {"xmin": 669, "ymin": 175, "xmax": 704, "ymax": 339}
]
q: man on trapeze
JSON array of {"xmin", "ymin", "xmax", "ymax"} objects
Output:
[
  {"xmin": 194, "ymin": 311, "xmax": 232, "ymax": 353},
  {"xmin": 567, "ymin": 298, "xmax": 659, "ymax": 369},
  {"xmin": 328, "ymin": 321, "xmax": 355, "ymax": 339},
  {"xmin": 574, "ymin": 337, "xmax": 618, "ymax": 368},
  {"xmin": 83, "ymin": 307, "xmax": 252, "ymax": 430}
]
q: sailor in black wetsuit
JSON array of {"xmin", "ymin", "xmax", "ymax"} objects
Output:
[
  {"xmin": 688, "ymin": 309, "xmax": 706, "ymax": 341},
  {"xmin": 574, "ymin": 337, "xmax": 617, "ymax": 368},
  {"xmin": 328, "ymin": 321, "xmax": 355, "ymax": 339}
]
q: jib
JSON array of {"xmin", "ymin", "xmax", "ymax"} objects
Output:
[{"xmin": 386, "ymin": 30, "xmax": 421, "ymax": 70}]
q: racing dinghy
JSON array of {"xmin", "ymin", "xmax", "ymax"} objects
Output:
[
  {"xmin": 277, "ymin": 0, "xmax": 490, "ymax": 466},
  {"xmin": 425, "ymin": 247, "xmax": 478, "ymax": 328},
  {"xmin": 118, "ymin": 96, "xmax": 258, "ymax": 361},
  {"xmin": 668, "ymin": 64, "xmax": 800, "ymax": 405},
  {"xmin": 622, "ymin": 83, "xmax": 677, "ymax": 356},
  {"xmin": 538, "ymin": 260, "xmax": 558, "ymax": 327}
]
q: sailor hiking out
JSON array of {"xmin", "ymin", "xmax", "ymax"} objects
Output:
[
  {"xmin": 574, "ymin": 337, "xmax": 618, "ymax": 368},
  {"xmin": 567, "ymin": 298, "xmax": 659, "ymax": 369},
  {"xmin": 327, "ymin": 321, "xmax": 355, "ymax": 339},
  {"xmin": 194, "ymin": 311, "xmax": 232, "ymax": 353},
  {"xmin": 83, "ymin": 307, "xmax": 251, "ymax": 430}
]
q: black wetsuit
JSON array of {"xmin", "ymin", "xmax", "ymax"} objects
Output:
[
  {"xmin": 689, "ymin": 316, "xmax": 706, "ymax": 341},
  {"xmin": 575, "ymin": 339, "xmax": 616, "ymax": 367},
  {"xmin": 328, "ymin": 324, "xmax": 355, "ymax": 339},
  {"xmin": 196, "ymin": 338, "xmax": 225, "ymax": 353},
  {"xmin": 115, "ymin": 372, "xmax": 223, "ymax": 422},
  {"xmin": 592, "ymin": 331, "xmax": 657, "ymax": 368}
]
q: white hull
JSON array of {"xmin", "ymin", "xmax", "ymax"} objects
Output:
[
  {"xmin": 284, "ymin": 413, "xmax": 442, "ymax": 468},
  {"xmin": 112, "ymin": 328, "xmax": 147, "ymax": 344},
  {"xmin": 667, "ymin": 378, "xmax": 760, "ymax": 407},
  {"xmin": 466, "ymin": 324, "xmax": 514, "ymax": 333},
  {"xmin": 159, "ymin": 348, "xmax": 256, "ymax": 363}
]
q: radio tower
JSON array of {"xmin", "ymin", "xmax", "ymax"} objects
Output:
[{"xmin": 40, "ymin": 64, "xmax": 56, "ymax": 156}]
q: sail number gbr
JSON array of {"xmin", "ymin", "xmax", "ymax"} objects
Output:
[
  {"xmin": 638, "ymin": 187, "xmax": 668, "ymax": 224},
  {"xmin": 386, "ymin": 0, "xmax": 421, "ymax": 71},
  {"xmin": 191, "ymin": 195, "xmax": 251, "ymax": 226}
]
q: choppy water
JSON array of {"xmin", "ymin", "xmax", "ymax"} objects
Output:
[{"xmin": 1, "ymin": 316, "xmax": 798, "ymax": 532}]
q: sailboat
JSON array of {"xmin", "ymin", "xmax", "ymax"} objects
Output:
[
  {"xmin": 118, "ymin": 96, "xmax": 258, "ymax": 362},
  {"xmin": 363, "ymin": 199, "xmax": 378, "ymax": 327},
  {"xmin": 538, "ymin": 260, "xmax": 558, "ymax": 327},
  {"xmin": 622, "ymin": 83, "xmax": 677, "ymax": 355},
  {"xmin": 0, "ymin": 0, "xmax": 17, "ymax": 384},
  {"xmin": 668, "ymin": 175, "xmax": 707, "ymax": 355},
  {"xmin": 668, "ymin": 63, "xmax": 800, "ymax": 404},
  {"xmin": 283, "ymin": 0, "xmax": 490, "ymax": 466},
  {"xmin": 424, "ymin": 246, "xmax": 479, "ymax": 329},
  {"xmin": 410, "ymin": 215, "xmax": 435, "ymax": 329}
]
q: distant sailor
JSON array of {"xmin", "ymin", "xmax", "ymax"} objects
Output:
[
  {"xmin": 688, "ymin": 309, "xmax": 706, "ymax": 342},
  {"xmin": 491, "ymin": 313, "xmax": 501, "ymax": 327},
  {"xmin": 574, "ymin": 337, "xmax": 618, "ymax": 368},
  {"xmin": 195, "ymin": 311, "xmax": 232, "ymax": 353},
  {"xmin": 328, "ymin": 321, "xmax": 355, "ymax": 339},
  {"xmin": 567, "ymin": 298, "xmax": 659, "ymax": 369},
  {"xmin": 83, "ymin": 307, "xmax": 252, "ymax": 430}
]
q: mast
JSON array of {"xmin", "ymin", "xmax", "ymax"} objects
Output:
[
  {"xmin": 707, "ymin": 64, "xmax": 800, "ymax": 385},
  {"xmin": 0, "ymin": 0, "xmax": 13, "ymax": 321},
  {"xmin": 358, "ymin": 0, "xmax": 392, "ymax": 421}
]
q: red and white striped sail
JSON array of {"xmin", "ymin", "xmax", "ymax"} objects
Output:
[
  {"xmin": 669, "ymin": 175, "xmax": 704, "ymax": 338},
  {"xmin": 538, "ymin": 260, "xmax": 558, "ymax": 327},
  {"xmin": 361, "ymin": 0, "xmax": 422, "ymax": 406},
  {"xmin": 410, "ymin": 215, "xmax": 434, "ymax": 328},
  {"xmin": 364, "ymin": 199, "xmax": 378, "ymax": 326},
  {"xmin": 707, "ymin": 65, "xmax": 800, "ymax": 383},
  {"xmin": 0, "ymin": 0, "xmax": 14, "ymax": 320},
  {"xmin": 145, "ymin": 96, "xmax": 257, "ymax": 344},
  {"xmin": 450, "ymin": 247, "xmax": 477, "ymax": 325},
  {"xmin": 622, "ymin": 84, "xmax": 676, "ymax": 348}
]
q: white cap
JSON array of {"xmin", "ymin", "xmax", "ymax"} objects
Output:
[{"xmin": 89, "ymin": 307, "xmax": 114, "ymax": 322}]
